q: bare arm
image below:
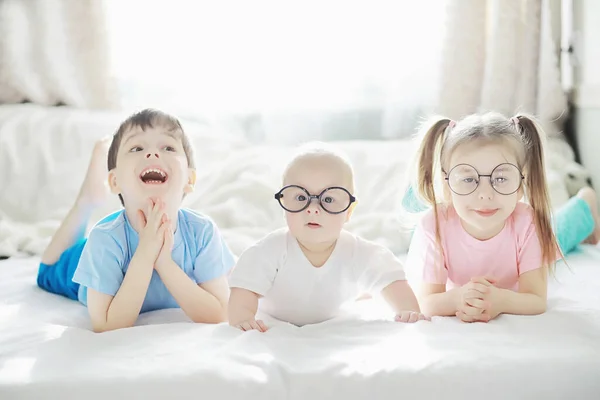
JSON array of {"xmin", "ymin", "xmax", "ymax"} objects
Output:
[
  {"xmin": 86, "ymin": 199, "xmax": 170, "ymax": 333},
  {"xmin": 418, "ymin": 283, "xmax": 460, "ymax": 317},
  {"xmin": 497, "ymin": 268, "xmax": 547, "ymax": 315},
  {"xmin": 228, "ymin": 288, "xmax": 261, "ymax": 326},
  {"xmin": 156, "ymin": 259, "xmax": 229, "ymax": 323},
  {"xmin": 86, "ymin": 252, "xmax": 154, "ymax": 333},
  {"xmin": 381, "ymin": 280, "xmax": 421, "ymax": 313}
]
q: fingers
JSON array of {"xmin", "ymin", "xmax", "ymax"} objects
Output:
[
  {"xmin": 235, "ymin": 320, "xmax": 267, "ymax": 332},
  {"xmin": 162, "ymin": 220, "xmax": 174, "ymax": 250},
  {"xmin": 136, "ymin": 209, "xmax": 147, "ymax": 228},
  {"xmin": 146, "ymin": 198, "xmax": 154, "ymax": 223},
  {"xmin": 417, "ymin": 313, "xmax": 431, "ymax": 321},
  {"xmin": 478, "ymin": 313, "xmax": 492, "ymax": 322},
  {"xmin": 461, "ymin": 304, "xmax": 483, "ymax": 316},
  {"xmin": 395, "ymin": 311, "xmax": 430, "ymax": 323},
  {"xmin": 471, "ymin": 276, "xmax": 496, "ymax": 285},
  {"xmin": 466, "ymin": 282, "xmax": 490, "ymax": 296},
  {"xmin": 463, "ymin": 288, "xmax": 486, "ymax": 301},
  {"xmin": 236, "ymin": 322, "xmax": 251, "ymax": 331},
  {"xmin": 157, "ymin": 219, "xmax": 168, "ymax": 243},
  {"xmin": 456, "ymin": 310, "xmax": 490, "ymax": 323},
  {"xmin": 256, "ymin": 320, "xmax": 269, "ymax": 332},
  {"xmin": 166, "ymin": 221, "xmax": 173, "ymax": 241},
  {"xmin": 465, "ymin": 297, "xmax": 487, "ymax": 309},
  {"xmin": 456, "ymin": 310, "xmax": 475, "ymax": 323},
  {"xmin": 151, "ymin": 199, "xmax": 164, "ymax": 230},
  {"xmin": 146, "ymin": 198, "xmax": 166, "ymax": 232},
  {"xmin": 396, "ymin": 312, "xmax": 410, "ymax": 323}
]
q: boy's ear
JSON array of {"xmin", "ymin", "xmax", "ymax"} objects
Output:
[
  {"xmin": 108, "ymin": 169, "xmax": 120, "ymax": 194},
  {"xmin": 346, "ymin": 202, "xmax": 357, "ymax": 222},
  {"xmin": 184, "ymin": 168, "xmax": 197, "ymax": 194}
]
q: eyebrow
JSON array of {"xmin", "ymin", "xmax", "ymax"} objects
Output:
[{"xmin": 454, "ymin": 166, "xmax": 477, "ymax": 173}]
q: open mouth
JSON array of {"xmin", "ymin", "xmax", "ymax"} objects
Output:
[{"xmin": 140, "ymin": 167, "xmax": 168, "ymax": 184}]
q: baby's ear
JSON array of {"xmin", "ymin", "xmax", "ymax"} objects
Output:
[
  {"xmin": 108, "ymin": 169, "xmax": 120, "ymax": 194},
  {"xmin": 346, "ymin": 202, "xmax": 357, "ymax": 222},
  {"xmin": 184, "ymin": 168, "xmax": 197, "ymax": 194}
]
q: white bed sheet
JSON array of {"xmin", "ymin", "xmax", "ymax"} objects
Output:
[{"xmin": 1, "ymin": 248, "xmax": 600, "ymax": 399}]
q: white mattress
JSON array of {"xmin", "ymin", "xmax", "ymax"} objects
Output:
[{"xmin": 1, "ymin": 248, "xmax": 600, "ymax": 399}]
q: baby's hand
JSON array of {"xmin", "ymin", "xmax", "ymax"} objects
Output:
[
  {"xmin": 233, "ymin": 319, "xmax": 268, "ymax": 332},
  {"xmin": 394, "ymin": 311, "xmax": 430, "ymax": 323}
]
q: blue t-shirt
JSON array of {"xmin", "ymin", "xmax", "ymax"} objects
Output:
[{"xmin": 72, "ymin": 208, "xmax": 234, "ymax": 313}]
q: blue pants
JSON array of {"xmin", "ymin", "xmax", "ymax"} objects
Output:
[
  {"xmin": 36, "ymin": 211, "xmax": 121, "ymax": 300},
  {"xmin": 554, "ymin": 195, "xmax": 595, "ymax": 254},
  {"xmin": 37, "ymin": 238, "xmax": 86, "ymax": 300}
]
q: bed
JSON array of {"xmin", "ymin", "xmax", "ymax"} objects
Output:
[
  {"xmin": 1, "ymin": 249, "xmax": 600, "ymax": 399},
  {"xmin": 0, "ymin": 104, "xmax": 599, "ymax": 399}
]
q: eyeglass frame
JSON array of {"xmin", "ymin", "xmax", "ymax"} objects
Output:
[
  {"xmin": 274, "ymin": 185, "xmax": 356, "ymax": 214},
  {"xmin": 443, "ymin": 163, "xmax": 525, "ymax": 196}
]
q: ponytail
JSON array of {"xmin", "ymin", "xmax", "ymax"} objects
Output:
[
  {"xmin": 513, "ymin": 115, "xmax": 561, "ymax": 270},
  {"xmin": 414, "ymin": 118, "xmax": 452, "ymax": 207},
  {"xmin": 412, "ymin": 117, "xmax": 452, "ymax": 273}
]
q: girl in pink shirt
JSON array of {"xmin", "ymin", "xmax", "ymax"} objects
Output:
[{"xmin": 406, "ymin": 112, "xmax": 566, "ymax": 323}]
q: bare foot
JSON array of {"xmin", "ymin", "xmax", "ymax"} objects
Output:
[
  {"xmin": 577, "ymin": 187, "xmax": 600, "ymax": 245},
  {"xmin": 76, "ymin": 136, "xmax": 112, "ymax": 208}
]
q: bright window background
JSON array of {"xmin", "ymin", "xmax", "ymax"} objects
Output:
[{"xmin": 104, "ymin": 0, "xmax": 447, "ymax": 141}]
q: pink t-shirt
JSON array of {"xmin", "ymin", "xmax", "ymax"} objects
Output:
[{"xmin": 407, "ymin": 202, "xmax": 544, "ymax": 291}]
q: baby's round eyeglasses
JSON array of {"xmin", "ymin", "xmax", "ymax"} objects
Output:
[
  {"xmin": 274, "ymin": 185, "xmax": 356, "ymax": 214},
  {"xmin": 444, "ymin": 163, "xmax": 524, "ymax": 196}
]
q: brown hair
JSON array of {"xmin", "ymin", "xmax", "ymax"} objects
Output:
[
  {"xmin": 108, "ymin": 108, "xmax": 195, "ymax": 205},
  {"xmin": 412, "ymin": 112, "xmax": 560, "ymax": 272}
]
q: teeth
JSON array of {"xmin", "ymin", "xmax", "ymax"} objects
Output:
[{"xmin": 141, "ymin": 168, "xmax": 166, "ymax": 177}]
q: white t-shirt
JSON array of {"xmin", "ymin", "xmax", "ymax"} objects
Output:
[{"xmin": 229, "ymin": 228, "xmax": 406, "ymax": 326}]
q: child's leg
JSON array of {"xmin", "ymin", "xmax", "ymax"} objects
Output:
[
  {"xmin": 554, "ymin": 187, "xmax": 600, "ymax": 255},
  {"xmin": 41, "ymin": 138, "xmax": 111, "ymax": 265},
  {"xmin": 577, "ymin": 187, "xmax": 600, "ymax": 245},
  {"xmin": 402, "ymin": 185, "xmax": 429, "ymax": 213},
  {"xmin": 38, "ymin": 138, "xmax": 110, "ymax": 299}
]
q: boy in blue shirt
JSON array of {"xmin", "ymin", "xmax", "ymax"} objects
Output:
[{"xmin": 37, "ymin": 109, "xmax": 234, "ymax": 332}]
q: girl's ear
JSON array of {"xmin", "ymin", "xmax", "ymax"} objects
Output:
[
  {"xmin": 517, "ymin": 181, "xmax": 525, "ymax": 201},
  {"xmin": 442, "ymin": 178, "xmax": 452, "ymax": 204}
]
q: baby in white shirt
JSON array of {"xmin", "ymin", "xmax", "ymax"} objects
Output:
[{"xmin": 228, "ymin": 143, "xmax": 428, "ymax": 331}]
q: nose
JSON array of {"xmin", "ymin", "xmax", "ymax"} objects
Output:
[
  {"xmin": 146, "ymin": 152, "xmax": 159, "ymax": 159},
  {"xmin": 477, "ymin": 179, "xmax": 495, "ymax": 200},
  {"xmin": 306, "ymin": 199, "xmax": 320, "ymax": 214}
]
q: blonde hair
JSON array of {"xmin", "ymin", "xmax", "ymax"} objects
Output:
[
  {"xmin": 283, "ymin": 142, "xmax": 356, "ymax": 194},
  {"xmin": 412, "ymin": 112, "xmax": 560, "ymax": 271}
]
